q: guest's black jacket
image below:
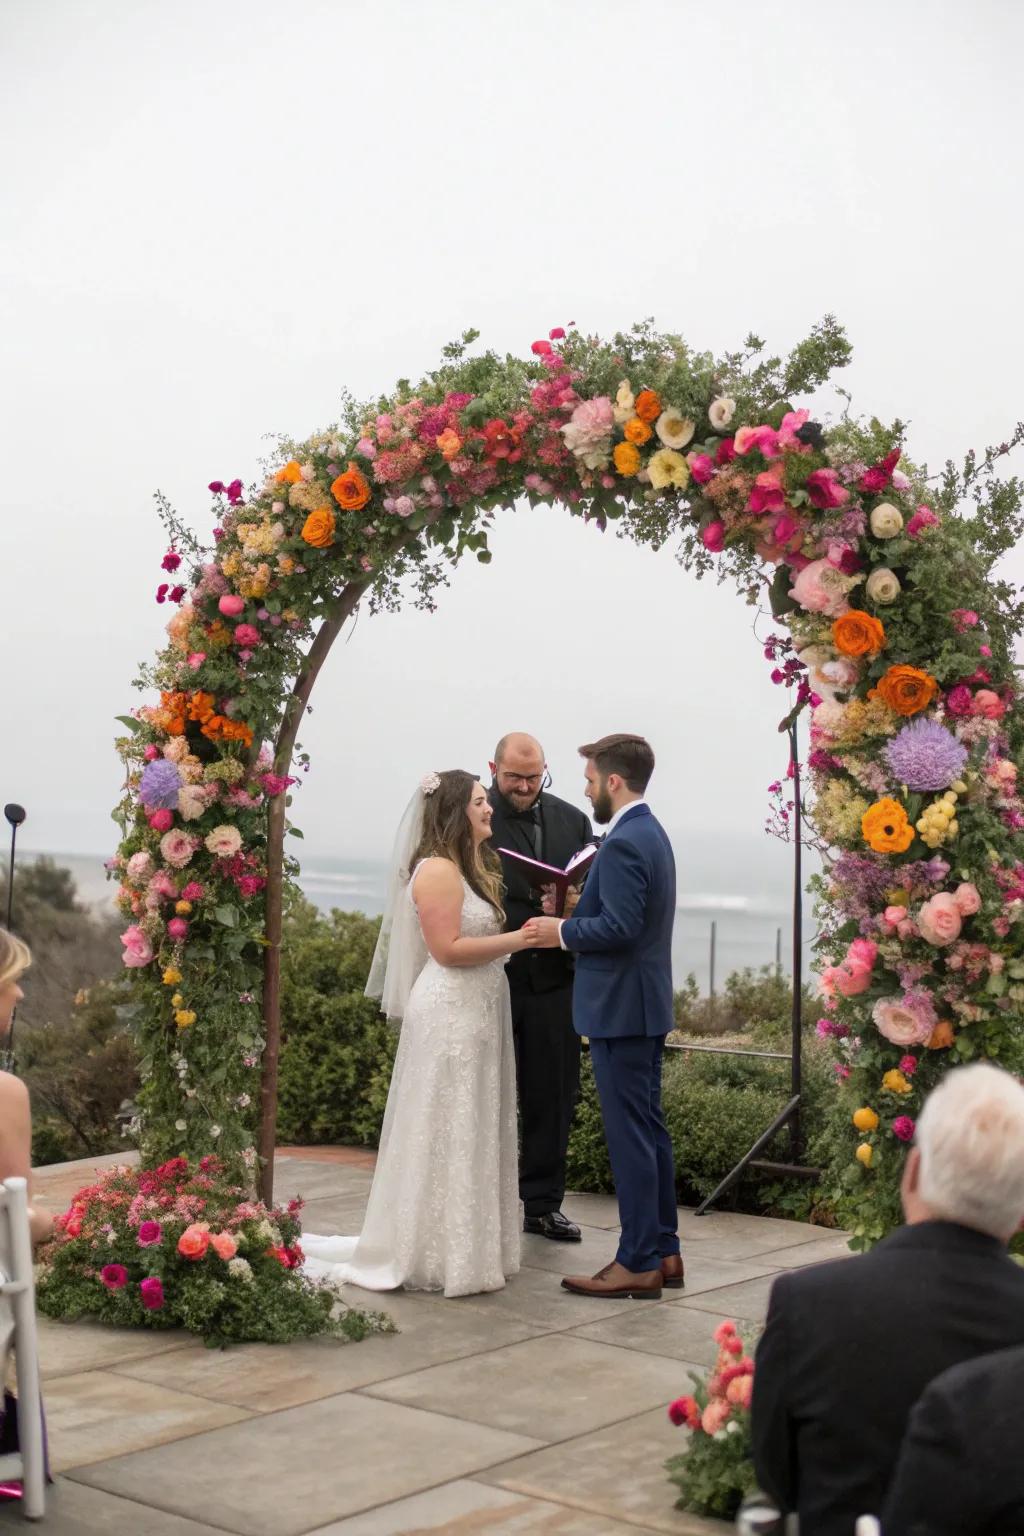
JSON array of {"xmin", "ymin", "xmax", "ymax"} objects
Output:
[
  {"xmin": 487, "ymin": 786, "xmax": 592, "ymax": 995},
  {"xmin": 751, "ymin": 1221, "xmax": 1024, "ymax": 1536},
  {"xmin": 883, "ymin": 1341, "xmax": 1024, "ymax": 1536}
]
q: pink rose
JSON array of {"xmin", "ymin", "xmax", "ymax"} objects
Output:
[
  {"xmin": 218, "ymin": 594, "xmax": 245, "ymax": 617},
  {"xmin": 748, "ymin": 467, "xmax": 787, "ymax": 514},
  {"xmin": 897, "ymin": 918, "xmax": 918, "ymax": 941},
  {"xmin": 148, "ymin": 809, "xmax": 174, "ymax": 833},
  {"xmin": 210, "ymin": 1231, "xmax": 238, "ymax": 1261},
  {"xmin": 917, "ymin": 892, "xmax": 963, "ymax": 947},
  {"xmin": 120, "ymin": 925, "xmax": 154, "ymax": 969},
  {"xmin": 953, "ymin": 882, "xmax": 981, "ymax": 916},
  {"xmin": 789, "ymin": 558, "xmax": 849, "ymax": 617},
  {"xmin": 883, "ymin": 905, "xmax": 907, "ymax": 928},
  {"xmin": 701, "ymin": 521, "xmax": 726, "ymax": 553},
  {"xmin": 972, "ymin": 689, "xmax": 1005, "ymax": 720},
  {"xmin": 848, "ymin": 938, "xmax": 878, "ymax": 967},
  {"xmin": 872, "ymin": 996, "xmax": 936, "ymax": 1047},
  {"xmin": 945, "ymin": 685, "xmax": 974, "ymax": 717},
  {"xmin": 687, "ymin": 452, "xmax": 715, "ymax": 485},
  {"xmin": 821, "ymin": 958, "xmax": 872, "ymax": 998},
  {"xmin": 234, "ymin": 623, "xmax": 260, "ymax": 648}
]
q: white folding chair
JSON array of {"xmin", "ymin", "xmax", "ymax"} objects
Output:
[{"xmin": 0, "ymin": 1177, "xmax": 45, "ymax": 1519}]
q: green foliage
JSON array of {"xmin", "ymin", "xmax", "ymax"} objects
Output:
[
  {"xmin": 666, "ymin": 1431, "xmax": 757, "ymax": 1521},
  {"xmin": 23, "ymin": 979, "xmax": 140, "ymax": 1164}
]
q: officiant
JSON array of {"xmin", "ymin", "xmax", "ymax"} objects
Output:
[{"xmin": 488, "ymin": 733, "xmax": 593, "ymax": 1243}]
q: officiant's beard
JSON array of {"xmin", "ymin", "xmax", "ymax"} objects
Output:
[
  {"xmin": 493, "ymin": 781, "xmax": 541, "ymax": 814},
  {"xmin": 591, "ymin": 783, "xmax": 615, "ymax": 825}
]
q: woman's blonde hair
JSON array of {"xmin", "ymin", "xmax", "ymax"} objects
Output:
[{"xmin": 0, "ymin": 928, "xmax": 31, "ymax": 989}]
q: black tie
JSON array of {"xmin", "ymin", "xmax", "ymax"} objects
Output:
[{"xmin": 517, "ymin": 805, "xmax": 542, "ymax": 859}]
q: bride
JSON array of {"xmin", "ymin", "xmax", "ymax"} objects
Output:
[{"xmin": 302, "ymin": 770, "xmax": 532, "ymax": 1297}]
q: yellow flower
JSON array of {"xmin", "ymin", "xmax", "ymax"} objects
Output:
[
  {"xmin": 852, "ymin": 1107, "xmax": 879, "ymax": 1132},
  {"xmin": 174, "ymin": 1009, "xmax": 197, "ymax": 1029},
  {"xmin": 613, "ymin": 441, "xmax": 642, "ymax": 477},
  {"xmin": 862, "ymin": 797, "xmax": 915, "ymax": 855},
  {"xmin": 175, "ymin": 900, "xmax": 193, "ymax": 916},
  {"xmin": 647, "ymin": 448, "xmax": 690, "ymax": 491},
  {"xmin": 882, "ymin": 1069, "xmax": 912, "ymax": 1095},
  {"xmin": 162, "ymin": 966, "xmax": 182, "ymax": 986},
  {"xmin": 171, "ymin": 992, "xmax": 184, "ymax": 1008},
  {"xmin": 856, "ymin": 1143, "xmax": 873, "ymax": 1168}
]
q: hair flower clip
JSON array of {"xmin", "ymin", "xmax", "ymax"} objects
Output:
[{"xmin": 420, "ymin": 772, "xmax": 440, "ymax": 796}]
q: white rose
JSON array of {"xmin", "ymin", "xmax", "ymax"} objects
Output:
[
  {"xmin": 612, "ymin": 380, "xmax": 635, "ymax": 425},
  {"xmin": 709, "ymin": 397, "xmax": 736, "ymax": 431},
  {"xmin": 655, "ymin": 410, "xmax": 696, "ymax": 451},
  {"xmin": 865, "ymin": 567, "xmax": 901, "ymax": 604},
  {"xmin": 869, "ymin": 502, "xmax": 904, "ymax": 539}
]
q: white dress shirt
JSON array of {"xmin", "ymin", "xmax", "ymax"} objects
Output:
[{"xmin": 557, "ymin": 799, "xmax": 647, "ymax": 949}]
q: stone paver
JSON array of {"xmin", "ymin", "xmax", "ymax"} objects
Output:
[{"xmin": 8, "ymin": 1147, "xmax": 849, "ymax": 1534}]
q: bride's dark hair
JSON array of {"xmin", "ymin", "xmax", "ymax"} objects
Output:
[{"xmin": 410, "ymin": 770, "xmax": 504, "ymax": 917}]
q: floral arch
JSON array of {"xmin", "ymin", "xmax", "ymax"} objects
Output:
[{"xmin": 113, "ymin": 319, "xmax": 1024, "ymax": 1242}]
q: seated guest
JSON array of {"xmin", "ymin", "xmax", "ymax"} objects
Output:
[
  {"xmin": 883, "ymin": 1342, "xmax": 1024, "ymax": 1535},
  {"xmin": 0, "ymin": 931, "xmax": 53, "ymax": 1246},
  {"xmin": 751, "ymin": 1062, "xmax": 1024, "ymax": 1536}
]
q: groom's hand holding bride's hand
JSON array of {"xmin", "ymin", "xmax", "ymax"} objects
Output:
[{"xmin": 522, "ymin": 916, "xmax": 563, "ymax": 949}]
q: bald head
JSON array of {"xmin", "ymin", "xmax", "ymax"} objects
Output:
[{"xmin": 491, "ymin": 733, "xmax": 547, "ymax": 811}]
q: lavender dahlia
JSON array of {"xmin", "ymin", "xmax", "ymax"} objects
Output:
[
  {"xmin": 139, "ymin": 758, "xmax": 183, "ymax": 811},
  {"xmin": 884, "ymin": 718, "xmax": 967, "ymax": 792}
]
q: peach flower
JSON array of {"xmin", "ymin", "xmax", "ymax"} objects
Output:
[{"xmin": 917, "ymin": 892, "xmax": 963, "ymax": 947}]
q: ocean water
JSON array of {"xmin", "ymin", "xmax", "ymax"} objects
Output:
[{"xmin": 25, "ymin": 841, "xmax": 814, "ymax": 993}]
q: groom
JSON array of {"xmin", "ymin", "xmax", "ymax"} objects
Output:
[{"xmin": 524, "ymin": 733, "xmax": 681, "ymax": 1299}]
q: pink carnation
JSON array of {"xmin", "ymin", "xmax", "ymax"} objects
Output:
[
  {"xmin": 159, "ymin": 829, "xmax": 199, "ymax": 870},
  {"xmin": 100, "ymin": 1263, "xmax": 129, "ymax": 1290},
  {"xmin": 148, "ymin": 809, "xmax": 174, "ymax": 833},
  {"xmin": 945, "ymin": 685, "xmax": 974, "ymax": 717},
  {"xmin": 917, "ymin": 892, "xmax": 963, "ymax": 947}
]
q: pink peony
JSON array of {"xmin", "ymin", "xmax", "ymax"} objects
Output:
[
  {"xmin": 917, "ymin": 892, "xmax": 963, "ymax": 947},
  {"xmin": 701, "ymin": 521, "xmax": 726, "ymax": 553},
  {"xmin": 140, "ymin": 1276, "xmax": 165, "ymax": 1311},
  {"xmin": 560, "ymin": 397, "xmax": 614, "ymax": 464},
  {"xmin": 218, "ymin": 594, "xmax": 245, "ymax": 618},
  {"xmin": 883, "ymin": 905, "xmax": 907, "ymax": 928},
  {"xmin": 148, "ymin": 809, "xmax": 174, "ymax": 833},
  {"xmin": 687, "ymin": 452, "xmax": 715, "ymax": 485},
  {"xmin": 120, "ymin": 925, "xmax": 154, "ymax": 969},
  {"xmin": 234, "ymin": 624, "xmax": 260, "ymax": 648},
  {"xmin": 953, "ymin": 882, "xmax": 981, "ymax": 916},
  {"xmin": 945, "ymin": 685, "xmax": 974, "ymax": 717},
  {"xmin": 137, "ymin": 1220, "xmax": 163, "ymax": 1246},
  {"xmin": 972, "ymin": 689, "xmax": 1005, "ymax": 720},
  {"xmin": 789, "ymin": 559, "xmax": 850, "ymax": 617},
  {"xmin": 872, "ymin": 994, "xmax": 936, "ymax": 1047}
]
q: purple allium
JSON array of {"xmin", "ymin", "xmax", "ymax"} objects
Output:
[
  {"xmin": 140, "ymin": 758, "xmax": 182, "ymax": 811},
  {"xmin": 884, "ymin": 718, "xmax": 967, "ymax": 792}
]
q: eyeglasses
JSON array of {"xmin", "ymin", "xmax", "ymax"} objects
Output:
[{"xmin": 498, "ymin": 770, "xmax": 552, "ymax": 790}]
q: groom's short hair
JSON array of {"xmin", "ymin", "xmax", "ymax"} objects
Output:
[{"xmin": 579, "ymin": 734, "xmax": 655, "ymax": 792}]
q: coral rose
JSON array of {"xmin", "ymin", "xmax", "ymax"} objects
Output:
[
  {"xmin": 331, "ymin": 462, "xmax": 372, "ymax": 511},
  {"xmin": 634, "ymin": 389, "xmax": 661, "ymax": 424},
  {"xmin": 177, "ymin": 1224, "xmax": 210, "ymax": 1260},
  {"xmin": 862, "ymin": 798, "xmax": 915, "ymax": 854},
  {"xmin": 870, "ymin": 665, "xmax": 939, "ymax": 716},
  {"xmin": 435, "ymin": 428, "xmax": 462, "ymax": 461},
  {"xmin": 972, "ymin": 688, "xmax": 1006, "ymax": 720},
  {"xmin": 832, "ymin": 611, "xmax": 886, "ymax": 658},
  {"xmin": 210, "ymin": 1231, "xmax": 238, "ymax": 1261},
  {"xmin": 917, "ymin": 892, "xmax": 963, "ymax": 947},
  {"xmin": 612, "ymin": 442, "xmax": 641, "ymax": 477},
  {"xmin": 623, "ymin": 417, "xmax": 653, "ymax": 446},
  {"xmin": 302, "ymin": 507, "xmax": 336, "ymax": 548}
]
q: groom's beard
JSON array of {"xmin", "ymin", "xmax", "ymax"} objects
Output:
[{"xmin": 591, "ymin": 784, "xmax": 615, "ymax": 825}]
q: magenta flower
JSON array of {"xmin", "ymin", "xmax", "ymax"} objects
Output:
[
  {"xmin": 898, "ymin": 1055, "xmax": 918, "ymax": 1076},
  {"xmin": 233, "ymin": 624, "xmax": 261, "ymax": 648},
  {"xmin": 891, "ymin": 1115, "xmax": 916, "ymax": 1142},
  {"xmin": 951, "ymin": 608, "xmax": 979, "ymax": 631},
  {"xmin": 140, "ymin": 1276, "xmax": 165, "ymax": 1311},
  {"xmin": 162, "ymin": 551, "xmax": 182, "ymax": 573},
  {"xmin": 701, "ymin": 521, "xmax": 726, "ymax": 553},
  {"xmin": 748, "ymin": 469, "xmax": 787, "ymax": 515},
  {"xmin": 688, "ymin": 452, "xmax": 715, "ymax": 485},
  {"xmin": 155, "ymin": 584, "xmax": 169, "ymax": 604},
  {"xmin": 167, "ymin": 917, "xmax": 189, "ymax": 941},
  {"xmin": 100, "ymin": 1264, "xmax": 129, "ymax": 1290},
  {"xmin": 137, "ymin": 1221, "xmax": 163, "ymax": 1247},
  {"xmin": 945, "ymin": 685, "xmax": 974, "ymax": 717},
  {"xmin": 907, "ymin": 505, "xmax": 940, "ymax": 538},
  {"xmin": 531, "ymin": 339, "xmax": 553, "ymax": 355},
  {"xmin": 805, "ymin": 467, "xmax": 850, "ymax": 510},
  {"xmin": 218, "ymin": 594, "xmax": 245, "ymax": 618}
]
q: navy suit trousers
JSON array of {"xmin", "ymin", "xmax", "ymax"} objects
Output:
[{"xmin": 588, "ymin": 1035, "xmax": 679, "ymax": 1273}]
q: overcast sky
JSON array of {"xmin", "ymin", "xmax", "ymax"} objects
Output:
[{"xmin": 2, "ymin": 0, "xmax": 1023, "ymax": 878}]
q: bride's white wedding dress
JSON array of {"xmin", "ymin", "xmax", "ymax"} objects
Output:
[{"xmin": 302, "ymin": 865, "xmax": 521, "ymax": 1297}]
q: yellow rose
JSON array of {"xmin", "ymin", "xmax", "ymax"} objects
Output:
[
  {"xmin": 852, "ymin": 1107, "xmax": 879, "ymax": 1132},
  {"xmin": 171, "ymin": 993, "xmax": 184, "ymax": 1008},
  {"xmin": 882, "ymin": 1069, "xmax": 912, "ymax": 1095},
  {"xmin": 647, "ymin": 448, "xmax": 690, "ymax": 491},
  {"xmin": 856, "ymin": 1143, "xmax": 873, "ymax": 1168},
  {"xmin": 163, "ymin": 966, "xmax": 182, "ymax": 986},
  {"xmin": 175, "ymin": 1009, "xmax": 197, "ymax": 1028}
]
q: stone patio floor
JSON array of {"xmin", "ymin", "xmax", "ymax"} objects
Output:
[{"xmin": 1, "ymin": 1149, "xmax": 851, "ymax": 1535}]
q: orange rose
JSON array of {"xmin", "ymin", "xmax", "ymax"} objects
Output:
[
  {"xmin": 613, "ymin": 442, "xmax": 642, "ymax": 477},
  {"xmin": 634, "ymin": 390, "xmax": 662, "ymax": 424},
  {"xmin": 301, "ymin": 507, "xmax": 336, "ymax": 548},
  {"xmin": 331, "ymin": 462, "xmax": 372, "ymax": 512},
  {"xmin": 832, "ymin": 611, "xmax": 886, "ymax": 658},
  {"xmin": 926, "ymin": 1020, "xmax": 956, "ymax": 1050},
  {"xmin": 870, "ymin": 665, "xmax": 939, "ymax": 716},
  {"xmin": 623, "ymin": 417, "xmax": 653, "ymax": 446},
  {"xmin": 177, "ymin": 1224, "xmax": 210, "ymax": 1260},
  {"xmin": 436, "ymin": 428, "xmax": 463, "ymax": 462},
  {"xmin": 862, "ymin": 797, "xmax": 915, "ymax": 854},
  {"xmin": 274, "ymin": 460, "xmax": 303, "ymax": 485}
]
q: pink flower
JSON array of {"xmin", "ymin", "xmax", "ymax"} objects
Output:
[
  {"xmin": 218, "ymin": 594, "xmax": 246, "ymax": 618},
  {"xmin": 143, "ymin": 744, "xmax": 160, "ymax": 762},
  {"xmin": 234, "ymin": 623, "xmax": 260, "ymax": 648},
  {"xmin": 951, "ymin": 609, "xmax": 979, "ymax": 631},
  {"xmin": 210, "ymin": 1231, "xmax": 238, "ymax": 1261},
  {"xmin": 805, "ymin": 468, "xmax": 850, "ymax": 509},
  {"xmin": 162, "ymin": 551, "xmax": 182, "ymax": 573},
  {"xmin": 883, "ymin": 905, "xmax": 907, "ymax": 928},
  {"xmin": 713, "ymin": 1320, "xmax": 737, "ymax": 1345},
  {"xmin": 126, "ymin": 851, "xmax": 154, "ymax": 883},
  {"xmin": 167, "ymin": 917, "xmax": 189, "ymax": 941},
  {"xmin": 549, "ymin": 327, "xmax": 566, "ymax": 340},
  {"xmin": 180, "ymin": 882, "xmax": 204, "ymax": 901},
  {"xmin": 789, "ymin": 558, "xmax": 850, "ymax": 617},
  {"xmin": 891, "ymin": 1115, "xmax": 916, "ymax": 1143},
  {"xmin": 848, "ymin": 938, "xmax": 878, "ymax": 967},
  {"xmin": 917, "ymin": 892, "xmax": 964, "ymax": 947},
  {"xmin": 187, "ymin": 652, "xmax": 207, "ymax": 669},
  {"xmin": 560, "ymin": 396, "xmax": 614, "ymax": 463},
  {"xmin": 897, "ymin": 918, "xmax": 918, "ymax": 941},
  {"xmin": 701, "ymin": 1399, "xmax": 732, "ymax": 1436},
  {"xmin": 945, "ymin": 685, "xmax": 974, "ymax": 717},
  {"xmin": 137, "ymin": 1220, "xmax": 163, "ymax": 1246},
  {"xmin": 726, "ymin": 1375, "xmax": 753, "ymax": 1408},
  {"xmin": 148, "ymin": 809, "xmax": 174, "ymax": 833},
  {"xmin": 177, "ymin": 1224, "xmax": 210, "ymax": 1260},
  {"xmin": 972, "ymin": 689, "xmax": 1005, "ymax": 720},
  {"xmin": 899, "ymin": 1055, "xmax": 919, "ymax": 1076},
  {"xmin": 872, "ymin": 994, "xmax": 936, "ymax": 1047},
  {"xmin": 821, "ymin": 959, "xmax": 872, "ymax": 998},
  {"xmin": 148, "ymin": 870, "xmax": 178, "ymax": 900},
  {"xmin": 907, "ymin": 505, "xmax": 940, "ymax": 538},
  {"xmin": 748, "ymin": 466, "xmax": 786, "ymax": 515},
  {"xmin": 205, "ymin": 825, "xmax": 243, "ymax": 857},
  {"xmin": 953, "ymin": 882, "xmax": 981, "ymax": 916},
  {"xmin": 687, "ymin": 452, "xmax": 715, "ymax": 485},
  {"xmin": 237, "ymin": 875, "xmax": 265, "ymax": 898},
  {"xmin": 120, "ymin": 925, "xmax": 154, "ymax": 969},
  {"xmin": 159, "ymin": 829, "xmax": 198, "ymax": 870},
  {"xmin": 668, "ymin": 1395, "xmax": 702, "ymax": 1430},
  {"xmin": 140, "ymin": 1276, "xmax": 165, "ymax": 1311},
  {"xmin": 701, "ymin": 521, "xmax": 726, "ymax": 553},
  {"xmin": 858, "ymin": 448, "xmax": 901, "ymax": 494},
  {"xmin": 531, "ymin": 339, "xmax": 553, "ymax": 355},
  {"xmin": 100, "ymin": 1263, "xmax": 129, "ymax": 1290}
]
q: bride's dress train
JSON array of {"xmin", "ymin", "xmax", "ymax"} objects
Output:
[{"xmin": 302, "ymin": 871, "xmax": 521, "ymax": 1298}]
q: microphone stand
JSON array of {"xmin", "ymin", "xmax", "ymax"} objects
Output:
[{"xmin": 2, "ymin": 803, "xmax": 26, "ymax": 1074}]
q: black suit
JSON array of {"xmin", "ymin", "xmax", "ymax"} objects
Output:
[
  {"xmin": 883, "ymin": 1342, "xmax": 1024, "ymax": 1535},
  {"xmin": 488, "ymin": 786, "xmax": 593, "ymax": 1217},
  {"xmin": 751, "ymin": 1221, "xmax": 1024, "ymax": 1536}
]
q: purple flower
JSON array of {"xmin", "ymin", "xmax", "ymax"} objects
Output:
[
  {"xmin": 137, "ymin": 1220, "xmax": 163, "ymax": 1247},
  {"xmin": 891, "ymin": 1115, "xmax": 916, "ymax": 1143},
  {"xmin": 140, "ymin": 759, "xmax": 182, "ymax": 811},
  {"xmin": 884, "ymin": 719, "xmax": 968, "ymax": 792}
]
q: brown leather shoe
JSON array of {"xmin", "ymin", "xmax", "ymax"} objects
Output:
[
  {"xmin": 661, "ymin": 1254, "xmax": 685, "ymax": 1290},
  {"xmin": 561, "ymin": 1261, "xmax": 663, "ymax": 1299}
]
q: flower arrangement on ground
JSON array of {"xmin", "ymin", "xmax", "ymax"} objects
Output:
[
  {"xmin": 666, "ymin": 1320, "xmax": 757, "ymax": 1519},
  {"xmin": 35, "ymin": 1157, "xmax": 392, "ymax": 1347}
]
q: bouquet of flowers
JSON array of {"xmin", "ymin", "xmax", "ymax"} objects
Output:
[
  {"xmin": 665, "ymin": 1320, "xmax": 757, "ymax": 1519},
  {"xmin": 35, "ymin": 1157, "xmax": 392, "ymax": 1348}
]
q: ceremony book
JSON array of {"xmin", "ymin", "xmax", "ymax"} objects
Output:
[{"xmin": 497, "ymin": 844, "xmax": 598, "ymax": 916}]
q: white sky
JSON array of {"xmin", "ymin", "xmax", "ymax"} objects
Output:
[{"xmin": 2, "ymin": 0, "xmax": 1023, "ymax": 873}]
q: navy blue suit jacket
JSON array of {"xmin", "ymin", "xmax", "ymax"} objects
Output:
[{"xmin": 560, "ymin": 803, "xmax": 676, "ymax": 1039}]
